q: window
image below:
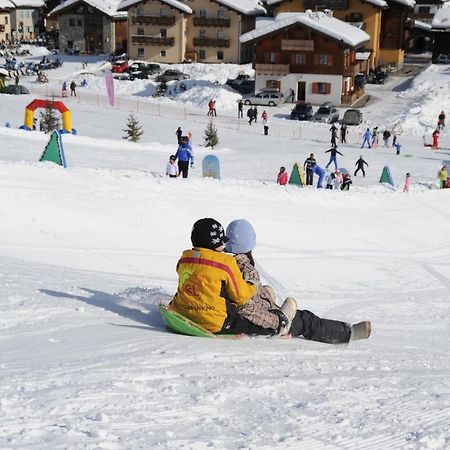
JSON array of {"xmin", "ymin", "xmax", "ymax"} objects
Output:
[
  {"xmin": 160, "ymin": 7, "xmax": 168, "ymax": 17},
  {"xmin": 160, "ymin": 28, "xmax": 167, "ymax": 37},
  {"xmin": 199, "ymin": 9, "xmax": 207, "ymax": 18},
  {"xmin": 348, "ymin": 12, "xmax": 363, "ymax": 22},
  {"xmin": 418, "ymin": 6, "xmax": 430, "ymax": 13},
  {"xmin": 77, "ymin": 19, "xmax": 82, "ymax": 26},
  {"xmin": 199, "ymin": 29, "xmax": 206, "ymax": 39},
  {"xmin": 137, "ymin": 27, "xmax": 144, "ymax": 35},
  {"xmin": 217, "ymin": 50, "xmax": 223, "ymax": 60},
  {"xmin": 69, "ymin": 18, "xmax": 75, "ymax": 26},
  {"xmin": 137, "ymin": 47, "xmax": 144, "ymax": 58},
  {"xmin": 312, "ymin": 82, "xmax": 331, "ymax": 94},
  {"xmin": 319, "ymin": 54, "xmax": 328, "ymax": 65},
  {"xmin": 218, "ymin": 8, "xmax": 226, "ymax": 18},
  {"xmin": 269, "ymin": 51, "xmax": 276, "ymax": 63},
  {"xmin": 160, "ymin": 50, "xmax": 166, "ymax": 57},
  {"xmin": 292, "ymin": 52, "xmax": 305, "ymax": 65},
  {"xmin": 266, "ymin": 79, "xmax": 280, "ymax": 90},
  {"xmin": 217, "ymin": 30, "xmax": 225, "ymax": 40},
  {"xmin": 5, "ymin": 16, "xmax": 8, "ymax": 24},
  {"xmin": 137, "ymin": 8, "xmax": 143, "ymax": 16},
  {"xmin": 199, "ymin": 49, "xmax": 206, "ymax": 60}
]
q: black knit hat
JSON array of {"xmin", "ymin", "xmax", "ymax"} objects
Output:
[{"xmin": 191, "ymin": 218, "xmax": 229, "ymax": 250}]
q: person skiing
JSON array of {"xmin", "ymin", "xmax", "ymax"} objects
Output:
[
  {"xmin": 403, "ymin": 173, "xmax": 411, "ymax": 192},
  {"xmin": 437, "ymin": 110, "xmax": 445, "ymax": 130},
  {"xmin": 361, "ymin": 128, "xmax": 372, "ymax": 148},
  {"xmin": 277, "ymin": 166, "xmax": 288, "ymax": 185},
  {"xmin": 438, "ymin": 165, "xmax": 448, "ymax": 188},
  {"xmin": 325, "ymin": 146, "xmax": 343, "ymax": 171},
  {"xmin": 432, "ymin": 129, "xmax": 440, "ymax": 149},
  {"xmin": 371, "ymin": 126, "xmax": 379, "ymax": 147},
  {"xmin": 253, "ymin": 106, "xmax": 258, "ymax": 123},
  {"xmin": 223, "ymin": 219, "xmax": 372, "ymax": 341},
  {"xmin": 340, "ymin": 124, "xmax": 347, "ymax": 144},
  {"xmin": 303, "ymin": 153, "xmax": 316, "ymax": 186},
  {"xmin": 207, "ymin": 99, "xmax": 216, "ymax": 116},
  {"xmin": 354, "ymin": 155, "xmax": 368, "ymax": 177},
  {"xmin": 383, "ymin": 129, "xmax": 391, "ymax": 147},
  {"xmin": 174, "ymin": 136, "xmax": 194, "ymax": 178},
  {"xmin": 261, "ymin": 110, "xmax": 269, "ymax": 135},
  {"xmin": 329, "ymin": 124, "xmax": 338, "ymax": 147},
  {"xmin": 238, "ymin": 99, "xmax": 243, "ymax": 118},
  {"xmin": 247, "ymin": 107, "xmax": 255, "ymax": 125},
  {"xmin": 175, "ymin": 126, "xmax": 182, "ymax": 144},
  {"xmin": 166, "ymin": 155, "xmax": 179, "ymax": 178},
  {"xmin": 341, "ymin": 173, "xmax": 352, "ymax": 191},
  {"xmin": 70, "ymin": 80, "xmax": 76, "ymax": 96},
  {"xmin": 62, "ymin": 81, "xmax": 68, "ymax": 97}
]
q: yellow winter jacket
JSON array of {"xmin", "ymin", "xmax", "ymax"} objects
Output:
[
  {"xmin": 439, "ymin": 168, "xmax": 448, "ymax": 181},
  {"xmin": 169, "ymin": 247, "xmax": 257, "ymax": 333}
]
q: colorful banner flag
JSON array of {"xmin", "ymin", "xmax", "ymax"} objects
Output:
[{"xmin": 105, "ymin": 69, "xmax": 114, "ymax": 107}]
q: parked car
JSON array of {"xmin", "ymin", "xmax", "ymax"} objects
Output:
[
  {"xmin": 226, "ymin": 75, "xmax": 255, "ymax": 94},
  {"xmin": 355, "ymin": 73, "xmax": 368, "ymax": 89},
  {"xmin": 368, "ymin": 71, "xmax": 388, "ymax": 84},
  {"xmin": 127, "ymin": 62, "xmax": 161, "ymax": 80},
  {"xmin": 290, "ymin": 102, "xmax": 314, "ymax": 120},
  {"xmin": 243, "ymin": 89, "xmax": 284, "ymax": 107},
  {"xmin": 312, "ymin": 102, "xmax": 339, "ymax": 123},
  {"xmin": 342, "ymin": 108, "xmax": 363, "ymax": 125},
  {"xmin": 155, "ymin": 69, "xmax": 190, "ymax": 82},
  {"xmin": 433, "ymin": 53, "xmax": 450, "ymax": 64},
  {"xmin": 111, "ymin": 60, "xmax": 129, "ymax": 73}
]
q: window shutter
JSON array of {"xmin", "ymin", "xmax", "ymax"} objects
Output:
[
  {"xmin": 312, "ymin": 83, "xmax": 318, "ymax": 94},
  {"xmin": 326, "ymin": 83, "xmax": 331, "ymax": 94},
  {"xmin": 314, "ymin": 54, "xmax": 319, "ymax": 65},
  {"xmin": 328, "ymin": 55, "xmax": 333, "ymax": 66}
]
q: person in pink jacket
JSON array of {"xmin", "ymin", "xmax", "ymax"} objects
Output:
[
  {"xmin": 403, "ymin": 172, "xmax": 411, "ymax": 192},
  {"xmin": 277, "ymin": 166, "xmax": 288, "ymax": 185}
]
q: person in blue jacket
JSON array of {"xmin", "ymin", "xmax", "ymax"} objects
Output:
[
  {"xmin": 361, "ymin": 128, "xmax": 372, "ymax": 148},
  {"xmin": 175, "ymin": 135, "xmax": 194, "ymax": 178}
]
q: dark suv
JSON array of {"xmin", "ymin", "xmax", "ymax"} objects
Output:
[
  {"xmin": 290, "ymin": 102, "xmax": 313, "ymax": 120},
  {"xmin": 128, "ymin": 62, "xmax": 161, "ymax": 80}
]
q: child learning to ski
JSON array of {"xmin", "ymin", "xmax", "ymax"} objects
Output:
[
  {"xmin": 166, "ymin": 155, "xmax": 178, "ymax": 178},
  {"xmin": 277, "ymin": 166, "xmax": 288, "ymax": 186}
]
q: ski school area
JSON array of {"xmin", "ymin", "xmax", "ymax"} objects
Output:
[{"xmin": 1, "ymin": 49, "xmax": 450, "ymax": 449}]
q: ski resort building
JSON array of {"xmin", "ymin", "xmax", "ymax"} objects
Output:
[{"xmin": 0, "ymin": 0, "xmax": 14, "ymax": 42}]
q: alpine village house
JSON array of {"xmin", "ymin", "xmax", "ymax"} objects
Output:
[{"xmin": 240, "ymin": 11, "xmax": 370, "ymax": 106}]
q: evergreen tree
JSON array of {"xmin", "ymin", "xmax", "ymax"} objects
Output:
[
  {"xmin": 204, "ymin": 120, "xmax": 219, "ymax": 149},
  {"xmin": 122, "ymin": 114, "xmax": 143, "ymax": 142},
  {"xmin": 39, "ymin": 101, "xmax": 60, "ymax": 133}
]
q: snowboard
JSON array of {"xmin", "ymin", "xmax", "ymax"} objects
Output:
[{"xmin": 159, "ymin": 304, "xmax": 239, "ymax": 339}]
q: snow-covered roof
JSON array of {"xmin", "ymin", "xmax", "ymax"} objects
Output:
[
  {"xmin": 240, "ymin": 11, "xmax": 370, "ymax": 48},
  {"xmin": 10, "ymin": 0, "xmax": 45, "ymax": 7},
  {"xmin": 214, "ymin": 0, "xmax": 266, "ymax": 15},
  {"xmin": 387, "ymin": 0, "xmax": 415, "ymax": 7},
  {"xmin": 414, "ymin": 19, "xmax": 432, "ymax": 30},
  {"xmin": 117, "ymin": 0, "xmax": 192, "ymax": 14},
  {"xmin": 356, "ymin": 51, "xmax": 371, "ymax": 60},
  {"xmin": 432, "ymin": 2, "xmax": 450, "ymax": 29},
  {"xmin": 0, "ymin": 0, "xmax": 14, "ymax": 8},
  {"xmin": 49, "ymin": 0, "xmax": 124, "ymax": 17},
  {"xmin": 362, "ymin": 0, "xmax": 388, "ymax": 7}
]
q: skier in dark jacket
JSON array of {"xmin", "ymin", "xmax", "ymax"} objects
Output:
[
  {"xmin": 303, "ymin": 153, "xmax": 316, "ymax": 186},
  {"xmin": 329, "ymin": 124, "xmax": 338, "ymax": 147},
  {"xmin": 340, "ymin": 124, "xmax": 347, "ymax": 144},
  {"xmin": 354, "ymin": 156, "xmax": 368, "ymax": 177},
  {"xmin": 247, "ymin": 107, "xmax": 255, "ymax": 125},
  {"xmin": 175, "ymin": 126, "xmax": 182, "ymax": 144},
  {"xmin": 325, "ymin": 146, "xmax": 343, "ymax": 171},
  {"xmin": 174, "ymin": 136, "xmax": 194, "ymax": 178}
]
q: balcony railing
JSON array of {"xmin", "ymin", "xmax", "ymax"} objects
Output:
[
  {"xmin": 132, "ymin": 15, "xmax": 176, "ymax": 26},
  {"xmin": 193, "ymin": 17, "xmax": 230, "ymax": 27},
  {"xmin": 255, "ymin": 63, "xmax": 290, "ymax": 75},
  {"xmin": 343, "ymin": 63, "xmax": 361, "ymax": 77},
  {"xmin": 341, "ymin": 87, "xmax": 365, "ymax": 105},
  {"xmin": 131, "ymin": 35, "xmax": 175, "ymax": 46},
  {"xmin": 193, "ymin": 37, "xmax": 230, "ymax": 48}
]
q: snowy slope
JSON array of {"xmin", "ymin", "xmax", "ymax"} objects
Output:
[{"xmin": 0, "ymin": 51, "xmax": 450, "ymax": 449}]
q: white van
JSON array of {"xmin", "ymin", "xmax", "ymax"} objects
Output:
[{"xmin": 243, "ymin": 89, "xmax": 284, "ymax": 107}]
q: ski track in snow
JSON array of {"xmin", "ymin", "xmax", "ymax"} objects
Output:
[{"xmin": 1, "ymin": 50, "xmax": 450, "ymax": 449}]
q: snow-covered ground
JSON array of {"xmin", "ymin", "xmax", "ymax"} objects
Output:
[{"xmin": 1, "ymin": 49, "xmax": 450, "ymax": 449}]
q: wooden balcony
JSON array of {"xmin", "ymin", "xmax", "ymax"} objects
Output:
[
  {"xmin": 255, "ymin": 63, "xmax": 290, "ymax": 75},
  {"xmin": 132, "ymin": 15, "xmax": 176, "ymax": 26},
  {"xmin": 193, "ymin": 37, "xmax": 230, "ymax": 48},
  {"xmin": 131, "ymin": 35, "xmax": 175, "ymax": 46},
  {"xmin": 193, "ymin": 17, "xmax": 230, "ymax": 27},
  {"xmin": 343, "ymin": 63, "xmax": 361, "ymax": 77},
  {"xmin": 341, "ymin": 87, "xmax": 365, "ymax": 105}
]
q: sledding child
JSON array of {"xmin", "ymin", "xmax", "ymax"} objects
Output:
[
  {"xmin": 166, "ymin": 155, "xmax": 178, "ymax": 178},
  {"xmin": 169, "ymin": 218, "xmax": 288, "ymax": 336},
  {"xmin": 361, "ymin": 128, "xmax": 372, "ymax": 148},
  {"xmin": 224, "ymin": 219, "xmax": 372, "ymax": 342},
  {"xmin": 341, "ymin": 173, "xmax": 352, "ymax": 191},
  {"xmin": 403, "ymin": 173, "xmax": 411, "ymax": 192},
  {"xmin": 277, "ymin": 166, "xmax": 288, "ymax": 186}
]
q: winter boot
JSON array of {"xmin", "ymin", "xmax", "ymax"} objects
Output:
[
  {"xmin": 279, "ymin": 297, "xmax": 297, "ymax": 336},
  {"xmin": 350, "ymin": 321, "xmax": 372, "ymax": 341}
]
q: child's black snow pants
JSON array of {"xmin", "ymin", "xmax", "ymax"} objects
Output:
[{"xmin": 290, "ymin": 310, "xmax": 351, "ymax": 344}]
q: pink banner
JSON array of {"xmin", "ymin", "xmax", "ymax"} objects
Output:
[{"xmin": 105, "ymin": 69, "xmax": 114, "ymax": 107}]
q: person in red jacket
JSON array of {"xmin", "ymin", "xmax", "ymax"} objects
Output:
[{"xmin": 277, "ymin": 166, "xmax": 288, "ymax": 185}]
